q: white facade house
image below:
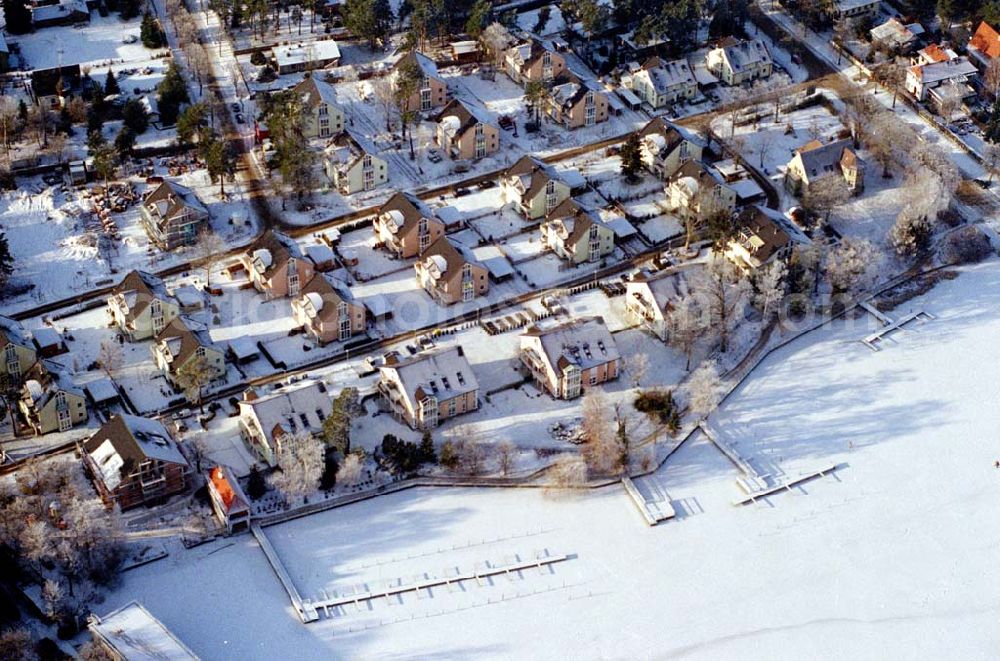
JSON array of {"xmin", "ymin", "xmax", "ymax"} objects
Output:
[
  {"xmin": 706, "ymin": 38, "xmax": 772, "ymax": 86},
  {"xmin": 274, "ymin": 40, "xmax": 341, "ymax": 74},
  {"xmin": 628, "ymin": 58, "xmax": 697, "ymax": 108},
  {"xmin": 237, "ymin": 381, "xmax": 333, "ymax": 467}
]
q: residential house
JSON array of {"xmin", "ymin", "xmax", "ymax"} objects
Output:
[
  {"xmin": 0, "ymin": 316, "xmax": 37, "ymax": 386},
  {"xmin": 30, "ymin": 64, "xmax": 81, "ymax": 109},
  {"xmin": 435, "ymin": 99, "xmax": 500, "ymax": 160},
  {"xmin": 414, "ymin": 237, "xmax": 490, "ymax": 305},
  {"xmin": 625, "ymin": 269, "xmax": 691, "ymax": 341},
  {"xmin": 273, "ymin": 40, "xmax": 341, "ymax": 74},
  {"xmin": 291, "ymin": 274, "xmax": 367, "ymax": 344},
  {"xmin": 913, "ymin": 43, "xmax": 957, "ymax": 66},
  {"xmin": 31, "ymin": 0, "xmax": 89, "ymax": 29},
  {"xmin": 378, "ymin": 346, "xmax": 479, "ymax": 429},
  {"xmin": 723, "ymin": 205, "xmax": 810, "ymax": 271},
  {"xmin": 546, "ymin": 72, "xmax": 610, "ymax": 129},
  {"xmin": 520, "ymin": 317, "xmax": 620, "ymax": 399},
  {"xmin": 207, "ymin": 465, "xmax": 251, "ymax": 533},
  {"xmin": 706, "ymin": 38, "xmax": 772, "ymax": 86},
  {"xmin": 19, "ymin": 361, "xmax": 87, "ymax": 435},
  {"xmin": 373, "ymin": 191, "xmax": 445, "ymax": 258},
  {"xmin": 292, "ymin": 76, "xmax": 346, "ymax": 139},
  {"xmin": 240, "ymin": 231, "xmax": 315, "ymax": 299},
  {"xmin": 827, "ymin": 0, "xmax": 880, "ymax": 20},
  {"xmin": 500, "ymin": 155, "xmax": 572, "ymax": 219},
  {"xmin": 784, "ymin": 137, "xmax": 865, "ymax": 195},
  {"xmin": 505, "ymin": 38, "xmax": 566, "ymax": 85},
  {"xmin": 666, "ymin": 160, "xmax": 738, "ymax": 223},
  {"xmin": 139, "ymin": 180, "xmax": 210, "ymax": 250},
  {"xmin": 637, "ymin": 117, "xmax": 705, "ymax": 179},
  {"xmin": 905, "ymin": 56, "xmax": 978, "ymax": 101},
  {"xmin": 968, "ymin": 21, "xmax": 1000, "ymax": 71},
  {"xmin": 90, "ymin": 602, "xmax": 198, "ymax": 661},
  {"xmin": 392, "ymin": 51, "xmax": 448, "ymax": 113},
  {"xmin": 628, "ymin": 57, "xmax": 698, "ymax": 108},
  {"xmin": 82, "ymin": 415, "xmax": 189, "ymax": 510},
  {"xmin": 324, "ymin": 130, "xmax": 387, "ymax": 193},
  {"xmin": 237, "ymin": 381, "xmax": 332, "ymax": 467},
  {"xmin": 107, "ymin": 271, "xmax": 180, "ymax": 341},
  {"xmin": 541, "ymin": 199, "xmax": 616, "ymax": 264},
  {"xmin": 151, "ymin": 317, "xmax": 226, "ymax": 390},
  {"xmin": 869, "ymin": 17, "xmax": 924, "ymax": 53}
]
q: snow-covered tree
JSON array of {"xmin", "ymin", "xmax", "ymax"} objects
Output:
[
  {"xmin": 753, "ymin": 260, "xmax": 787, "ymax": 321},
  {"xmin": 97, "ymin": 339, "xmax": 123, "ymax": 378},
  {"xmin": 335, "ymin": 452, "xmax": 364, "ymax": 487},
  {"xmin": 548, "ymin": 454, "xmax": 588, "ymax": 487},
  {"xmin": 667, "ymin": 293, "xmax": 706, "ymax": 371},
  {"xmin": 696, "ymin": 257, "xmax": 750, "ymax": 353},
  {"xmin": 826, "ymin": 237, "xmax": 880, "ymax": 295},
  {"xmin": 269, "ymin": 432, "xmax": 324, "ymax": 504},
  {"xmin": 625, "ymin": 352, "xmax": 649, "ymax": 388},
  {"xmin": 685, "ymin": 360, "xmax": 723, "ymax": 419}
]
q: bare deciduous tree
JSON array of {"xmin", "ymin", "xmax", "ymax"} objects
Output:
[
  {"xmin": 97, "ymin": 339, "xmax": 123, "ymax": 378},
  {"xmin": 753, "ymin": 260, "xmax": 787, "ymax": 321},
  {"xmin": 548, "ymin": 454, "xmax": 587, "ymax": 488},
  {"xmin": 697, "ymin": 257, "xmax": 750, "ymax": 354},
  {"xmin": 667, "ymin": 294, "xmax": 705, "ymax": 371},
  {"xmin": 497, "ymin": 440, "xmax": 516, "ymax": 476},
  {"xmin": 336, "ymin": 452, "xmax": 364, "ymax": 487}
]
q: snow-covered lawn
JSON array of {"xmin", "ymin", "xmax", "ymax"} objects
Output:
[
  {"xmin": 99, "ymin": 258, "xmax": 1000, "ymax": 659},
  {"xmin": 10, "ymin": 13, "xmax": 163, "ymax": 70}
]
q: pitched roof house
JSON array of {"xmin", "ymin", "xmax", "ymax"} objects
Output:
[
  {"xmin": 625, "ymin": 268, "xmax": 692, "ymax": 341},
  {"xmin": 784, "ymin": 137, "xmax": 865, "ymax": 195},
  {"xmin": 637, "ymin": 117, "xmax": 705, "ymax": 179},
  {"xmin": 541, "ymin": 199, "xmax": 616, "ymax": 264},
  {"xmin": 207, "ymin": 465, "xmax": 251, "ymax": 533},
  {"xmin": 273, "ymin": 40, "xmax": 342, "ymax": 74},
  {"xmin": 546, "ymin": 72, "xmax": 610, "ymax": 129},
  {"xmin": 239, "ymin": 231, "xmax": 315, "ymax": 299},
  {"xmin": 378, "ymin": 346, "xmax": 479, "ymax": 429},
  {"xmin": 238, "ymin": 381, "xmax": 333, "ymax": 467},
  {"xmin": 392, "ymin": 51, "xmax": 448, "ymax": 113},
  {"xmin": 505, "ymin": 38, "xmax": 566, "ymax": 85},
  {"xmin": 723, "ymin": 205, "xmax": 810, "ymax": 271},
  {"xmin": 666, "ymin": 160, "xmax": 738, "ymax": 222},
  {"xmin": 414, "ymin": 237, "xmax": 490, "ymax": 305},
  {"xmin": 290, "ymin": 274, "xmax": 367, "ymax": 344},
  {"xmin": 828, "ymin": 0, "xmax": 880, "ymax": 20},
  {"xmin": 139, "ymin": 180, "xmax": 210, "ymax": 251},
  {"xmin": 968, "ymin": 21, "xmax": 1000, "ymax": 70},
  {"xmin": 706, "ymin": 38, "xmax": 772, "ymax": 86},
  {"xmin": 107, "ymin": 271, "xmax": 181, "ymax": 342},
  {"xmin": 914, "ymin": 43, "xmax": 957, "ymax": 66},
  {"xmin": 501, "ymin": 155, "xmax": 572, "ymax": 219},
  {"xmin": 373, "ymin": 191, "xmax": 446, "ymax": 258},
  {"xmin": 520, "ymin": 317, "xmax": 620, "ymax": 399},
  {"xmin": 292, "ymin": 76, "xmax": 346, "ymax": 139},
  {"xmin": 151, "ymin": 317, "xmax": 226, "ymax": 390},
  {"xmin": 30, "ymin": 64, "xmax": 82, "ymax": 109},
  {"xmin": 0, "ymin": 316, "xmax": 37, "ymax": 384},
  {"xmin": 435, "ymin": 99, "xmax": 500, "ymax": 160},
  {"xmin": 905, "ymin": 56, "xmax": 978, "ymax": 101},
  {"xmin": 629, "ymin": 57, "xmax": 698, "ymax": 108},
  {"xmin": 83, "ymin": 415, "xmax": 189, "ymax": 510},
  {"xmin": 18, "ymin": 360, "xmax": 87, "ymax": 435},
  {"xmin": 324, "ymin": 130, "xmax": 387, "ymax": 193},
  {"xmin": 869, "ymin": 17, "xmax": 924, "ymax": 53}
]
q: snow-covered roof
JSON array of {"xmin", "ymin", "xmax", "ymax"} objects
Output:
[
  {"xmin": 605, "ymin": 215, "xmax": 637, "ymax": 239},
  {"xmin": 171, "ymin": 285, "xmax": 205, "ymax": 309},
  {"xmin": 91, "ymin": 601, "xmax": 198, "ymax": 661},
  {"xmin": 240, "ymin": 380, "xmax": 332, "ymax": 442},
  {"xmin": 523, "ymin": 317, "xmax": 620, "ymax": 373},
  {"xmin": 84, "ymin": 378, "xmax": 119, "ymax": 403},
  {"xmin": 635, "ymin": 58, "xmax": 696, "ymax": 94},
  {"xmin": 471, "ymin": 245, "xmax": 514, "ymax": 279},
  {"xmin": 84, "ymin": 415, "xmax": 188, "ymax": 491},
  {"xmin": 305, "ymin": 243, "xmax": 336, "ymax": 266},
  {"xmin": 274, "ymin": 41, "xmax": 341, "ymax": 69},
  {"xmin": 228, "ymin": 337, "xmax": 260, "ymax": 361},
  {"xmin": 381, "ymin": 346, "xmax": 479, "ymax": 405},
  {"xmin": 709, "ymin": 38, "xmax": 772, "ymax": 75},
  {"xmin": 909, "ymin": 57, "xmax": 978, "ymax": 85}
]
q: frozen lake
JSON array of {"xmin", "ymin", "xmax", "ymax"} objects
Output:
[{"xmin": 101, "ymin": 259, "xmax": 1000, "ymax": 659}]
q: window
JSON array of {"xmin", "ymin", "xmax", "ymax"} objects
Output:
[
  {"xmin": 545, "ymin": 180, "xmax": 558, "ymax": 213},
  {"xmin": 589, "ymin": 371, "xmax": 598, "ymax": 385},
  {"xmin": 196, "ymin": 346, "xmax": 206, "ymax": 359},
  {"xmin": 318, "ymin": 105, "xmax": 328, "ymax": 116},
  {"xmin": 448, "ymin": 399, "xmax": 457, "ymax": 416},
  {"xmin": 418, "ymin": 218, "xmax": 431, "ymax": 251},
  {"xmin": 420, "ymin": 88, "xmax": 432, "ymax": 111}
]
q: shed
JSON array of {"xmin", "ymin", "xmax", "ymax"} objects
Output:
[
  {"xmin": 85, "ymin": 378, "xmax": 121, "ymax": 406},
  {"xmin": 605, "ymin": 215, "xmax": 638, "ymax": 240},
  {"xmin": 305, "ymin": 243, "xmax": 337, "ymax": 271},
  {"xmin": 227, "ymin": 337, "xmax": 261, "ymax": 364},
  {"xmin": 616, "ymin": 87, "xmax": 643, "ymax": 111},
  {"xmin": 31, "ymin": 327, "xmax": 67, "ymax": 357},
  {"xmin": 364, "ymin": 293, "xmax": 393, "ymax": 321}
]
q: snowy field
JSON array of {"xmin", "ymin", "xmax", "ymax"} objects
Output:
[
  {"xmin": 97, "ymin": 258, "xmax": 1000, "ymax": 659},
  {"xmin": 10, "ymin": 13, "xmax": 163, "ymax": 71}
]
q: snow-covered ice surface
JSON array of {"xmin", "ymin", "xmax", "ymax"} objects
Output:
[{"xmin": 99, "ymin": 259, "xmax": 1000, "ymax": 659}]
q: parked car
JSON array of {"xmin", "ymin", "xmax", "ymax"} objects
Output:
[
  {"xmin": 122, "ymin": 35, "xmax": 138, "ymax": 44},
  {"xmin": 498, "ymin": 115, "xmax": 514, "ymax": 131},
  {"xmin": 427, "ymin": 149, "xmax": 442, "ymax": 163}
]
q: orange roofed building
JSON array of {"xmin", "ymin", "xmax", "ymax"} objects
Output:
[
  {"xmin": 968, "ymin": 21, "xmax": 1000, "ymax": 71},
  {"xmin": 207, "ymin": 465, "xmax": 251, "ymax": 532}
]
